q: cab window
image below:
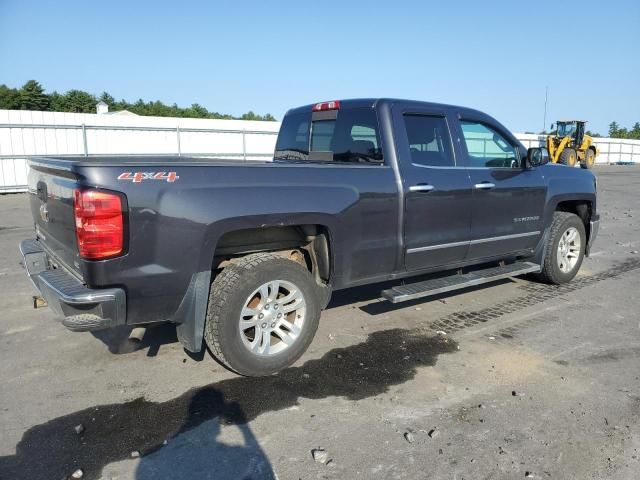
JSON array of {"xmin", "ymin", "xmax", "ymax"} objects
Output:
[
  {"xmin": 274, "ymin": 108, "xmax": 383, "ymax": 163},
  {"xmin": 460, "ymin": 121, "xmax": 519, "ymax": 168},
  {"xmin": 403, "ymin": 115, "xmax": 454, "ymax": 167}
]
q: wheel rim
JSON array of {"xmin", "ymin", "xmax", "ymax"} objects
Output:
[
  {"xmin": 557, "ymin": 227, "xmax": 581, "ymax": 273},
  {"xmin": 569, "ymin": 152, "xmax": 576, "ymax": 166},
  {"xmin": 239, "ymin": 280, "xmax": 306, "ymax": 356}
]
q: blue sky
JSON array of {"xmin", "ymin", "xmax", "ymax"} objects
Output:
[{"xmin": 1, "ymin": 0, "xmax": 638, "ymax": 134}]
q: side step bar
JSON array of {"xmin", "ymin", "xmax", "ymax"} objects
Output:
[{"xmin": 381, "ymin": 261, "xmax": 541, "ymax": 304}]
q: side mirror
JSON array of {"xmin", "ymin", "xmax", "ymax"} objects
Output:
[
  {"xmin": 550, "ymin": 123, "xmax": 555, "ymax": 131},
  {"xmin": 526, "ymin": 147, "xmax": 549, "ymax": 168}
]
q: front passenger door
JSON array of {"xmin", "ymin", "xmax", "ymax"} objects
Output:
[{"xmin": 458, "ymin": 119, "xmax": 547, "ymax": 260}]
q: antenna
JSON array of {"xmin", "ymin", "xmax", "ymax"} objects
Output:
[{"xmin": 543, "ymin": 86, "xmax": 549, "ymax": 133}]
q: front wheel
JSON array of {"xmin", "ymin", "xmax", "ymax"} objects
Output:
[
  {"xmin": 204, "ymin": 252, "xmax": 321, "ymax": 376},
  {"xmin": 559, "ymin": 148, "xmax": 577, "ymax": 167},
  {"xmin": 537, "ymin": 212, "xmax": 586, "ymax": 284}
]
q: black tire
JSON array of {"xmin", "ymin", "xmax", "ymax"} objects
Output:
[
  {"xmin": 581, "ymin": 149, "xmax": 595, "ymax": 169},
  {"xmin": 204, "ymin": 252, "xmax": 321, "ymax": 376},
  {"xmin": 537, "ymin": 212, "xmax": 586, "ymax": 285},
  {"xmin": 559, "ymin": 148, "xmax": 577, "ymax": 167}
]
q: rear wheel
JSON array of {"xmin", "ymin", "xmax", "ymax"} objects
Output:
[
  {"xmin": 559, "ymin": 148, "xmax": 577, "ymax": 167},
  {"xmin": 204, "ymin": 252, "xmax": 321, "ymax": 376},
  {"xmin": 537, "ymin": 212, "xmax": 585, "ymax": 284},
  {"xmin": 581, "ymin": 149, "xmax": 595, "ymax": 169}
]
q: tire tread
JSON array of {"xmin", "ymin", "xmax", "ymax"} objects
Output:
[
  {"xmin": 538, "ymin": 211, "xmax": 583, "ymax": 284},
  {"xmin": 204, "ymin": 252, "xmax": 284, "ymax": 373}
]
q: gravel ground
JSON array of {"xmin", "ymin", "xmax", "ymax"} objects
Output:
[{"xmin": 0, "ymin": 165, "xmax": 639, "ymax": 480}]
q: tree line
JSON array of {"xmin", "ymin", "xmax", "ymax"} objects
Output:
[
  {"xmin": 0, "ymin": 80, "xmax": 277, "ymax": 121},
  {"xmin": 608, "ymin": 122, "xmax": 640, "ymax": 140}
]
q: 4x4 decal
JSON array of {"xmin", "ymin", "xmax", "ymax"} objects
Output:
[{"xmin": 118, "ymin": 172, "xmax": 179, "ymax": 183}]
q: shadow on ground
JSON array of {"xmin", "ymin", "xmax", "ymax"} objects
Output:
[
  {"xmin": 0, "ymin": 328, "xmax": 457, "ymax": 480},
  {"xmin": 91, "ymin": 324, "xmax": 206, "ymax": 361}
]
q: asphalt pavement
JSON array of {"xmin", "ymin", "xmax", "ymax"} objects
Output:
[{"xmin": 1, "ymin": 165, "xmax": 639, "ymax": 480}]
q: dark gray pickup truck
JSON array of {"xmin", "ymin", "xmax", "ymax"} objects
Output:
[{"xmin": 19, "ymin": 98, "xmax": 599, "ymax": 376}]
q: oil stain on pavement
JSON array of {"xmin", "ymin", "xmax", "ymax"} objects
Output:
[{"xmin": 0, "ymin": 328, "xmax": 457, "ymax": 480}]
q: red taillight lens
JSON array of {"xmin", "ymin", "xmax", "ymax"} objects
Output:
[
  {"xmin": 311, "ymin": 100, "xmax": 341, "ymax": 112},
  {"xmin": 74, "ymin": 189, "xmax": 124, "ymax": 259}
]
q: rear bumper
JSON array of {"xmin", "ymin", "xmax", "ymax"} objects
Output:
[
  {"xmin": 586, "ymin": 215, "xmax": 600, "ymax": 256},
  {"xmin": 19, "ymin": 239, "xmax": 126, "ymax": 331}
]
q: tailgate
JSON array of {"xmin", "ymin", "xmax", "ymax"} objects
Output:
[{"xmin": 27, "ymin": 161, "xmax": 82, "ymax": 277}]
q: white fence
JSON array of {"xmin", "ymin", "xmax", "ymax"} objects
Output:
[
  {"xmin": 1, "ymin": 109, "xmax": 639, "ymax": 193},
  {"xmin": 0, "ymin": 109, "xmax": 280, "ymax": 193}
]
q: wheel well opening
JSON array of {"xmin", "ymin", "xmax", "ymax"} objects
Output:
[
  {"xmin": 556, "ymin": 200, "xmax": 592, "ymax": 237},
  {"xmin": 213, "ymin": 225, "xmax": 331, "ymax": 283}
]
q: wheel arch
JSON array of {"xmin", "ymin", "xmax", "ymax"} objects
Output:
[
  {"xmin": 211, "ymin": 223, "xmax": 334, "ymax": 285},
  {"xmin": 175, "ymin": 220, "xmax": 335, "ymax": 354},
  {"xmin": 552, "ymin": 199, "xmax": 594, "ymax": 253},
  {"xmin": 534, "ymin": 196, "xmax": 594, "ymax": 266}
]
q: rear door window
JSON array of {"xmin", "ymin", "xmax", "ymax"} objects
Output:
[
  {"xmin": 274, "ymin": 107, "xmax": 383, "ymax": 164},
  {"xmin": 402, "ymin": 115, "xmax": 454, "ymax": 167}
]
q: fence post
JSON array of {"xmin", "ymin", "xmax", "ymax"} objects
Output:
[
  {"xmin": 176, "ymin": 126, "xmax": 182, "ymax": 156},
  {"xmin": 81, "ymin": 124, "xmax": 88, "ymax": 157},
  {"xmin": 242, "ymin": 129, "xmax": 247, "ymax": 161}
]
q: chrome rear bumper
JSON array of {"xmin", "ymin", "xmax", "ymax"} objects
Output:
[{"xmin": 19, "ymin": 239, "xmax": 126, "ymax": 331}]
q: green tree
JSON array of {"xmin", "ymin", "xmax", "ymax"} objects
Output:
[
  {"xmin": 48, "ymin": 91, "xmax": 63, "ymax": 111},
  {"xmin": 184, "ymin": 103, "xmax": 209, "ymax": 118},
  {"xmin": 99, "ymin": 92, "xmax": 115, "ymax": 108},
  {"xmin": 0, "ymin": 84, "xmax": 21, "ymax": 109},
  {"xmin": 240, "ymin": 111, "xmax": 260, "ymax": 121},
  {"xmin": 630, "ymin": 122, "xmax": 640, "ymax": 140},
  {"xmin": 617, "ymin": 127, "xmax": 629, "ymax": 139},
  {"xmin": 62, "ymin": 90, "xmax": 97, "ymax": 113},
  {"xmin": 19, "ymin": 80, "xmax": 49, "ymax": 110},
  {"xmin": 608, "ymin": 121, "xmax": 619, "ymax": 137}
]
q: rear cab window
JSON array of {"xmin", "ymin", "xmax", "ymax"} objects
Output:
[{"xmin": 274, "ymin": 105, "xmax": 383, "ymax": 164}]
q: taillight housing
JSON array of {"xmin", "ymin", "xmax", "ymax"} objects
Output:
[{"xmin": 74, "ymin": 189, "xmax": 125, "ymax": 260}]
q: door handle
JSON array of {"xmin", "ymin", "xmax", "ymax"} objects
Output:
[
  {"xmin": 474, "ymin": 182, "xmax": 495, "ymax": 190},
  {"xmin": 409, "ymin": 184, "xmax": 435, "ymax": 192}
]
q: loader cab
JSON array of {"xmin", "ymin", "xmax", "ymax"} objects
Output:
[{"xmin": 556, "ymin": 120, "xmax": 586, "ymax": 147}]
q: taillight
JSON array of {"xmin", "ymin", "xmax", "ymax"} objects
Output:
[
  {"xmin": 311, "ymin": 100, "xmax": 341, "ymax": 112},
  {"xmin": 74, "ymin": 189, "xmax": 125, "ymax": 260}
]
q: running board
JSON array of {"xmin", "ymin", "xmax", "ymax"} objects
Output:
[{"xmin": 381, "ymin": 262, "xmax": 541, "ymax": 304}]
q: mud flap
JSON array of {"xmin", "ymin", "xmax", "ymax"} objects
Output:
[
  {"xmin": 174, "ymin": 270, "xmax": 212, "ymax": 352},
  {"xmin": 531, "ymin": 227, "xmax": 551, "ymax": 266}
]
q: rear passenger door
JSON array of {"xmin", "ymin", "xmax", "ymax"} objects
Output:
[
  {"xmin": 394, "ymin": 108, "xmax": 473, "ymax": 271},
  {"xmin": 456, "ymin": 117, "xmax": 547, "ymax": 260}
]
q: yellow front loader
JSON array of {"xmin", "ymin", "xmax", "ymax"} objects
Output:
[{"xmin": 546, "ymin": 120, "xmax": 598, "ymax": 169}]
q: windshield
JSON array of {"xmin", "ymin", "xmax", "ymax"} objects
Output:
[{"xmin": 557, "ymin": 122, "xmax": 576, "ymax": 138}]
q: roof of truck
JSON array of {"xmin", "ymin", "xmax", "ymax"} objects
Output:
[{"xmin": 286, "ymin": 98, "xmax": 479, "ymax": 115}]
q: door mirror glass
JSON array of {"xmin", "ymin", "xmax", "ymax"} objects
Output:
[{"xmin": 527, "ymin": 147, "xmax": 549, "ymax": 167}]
